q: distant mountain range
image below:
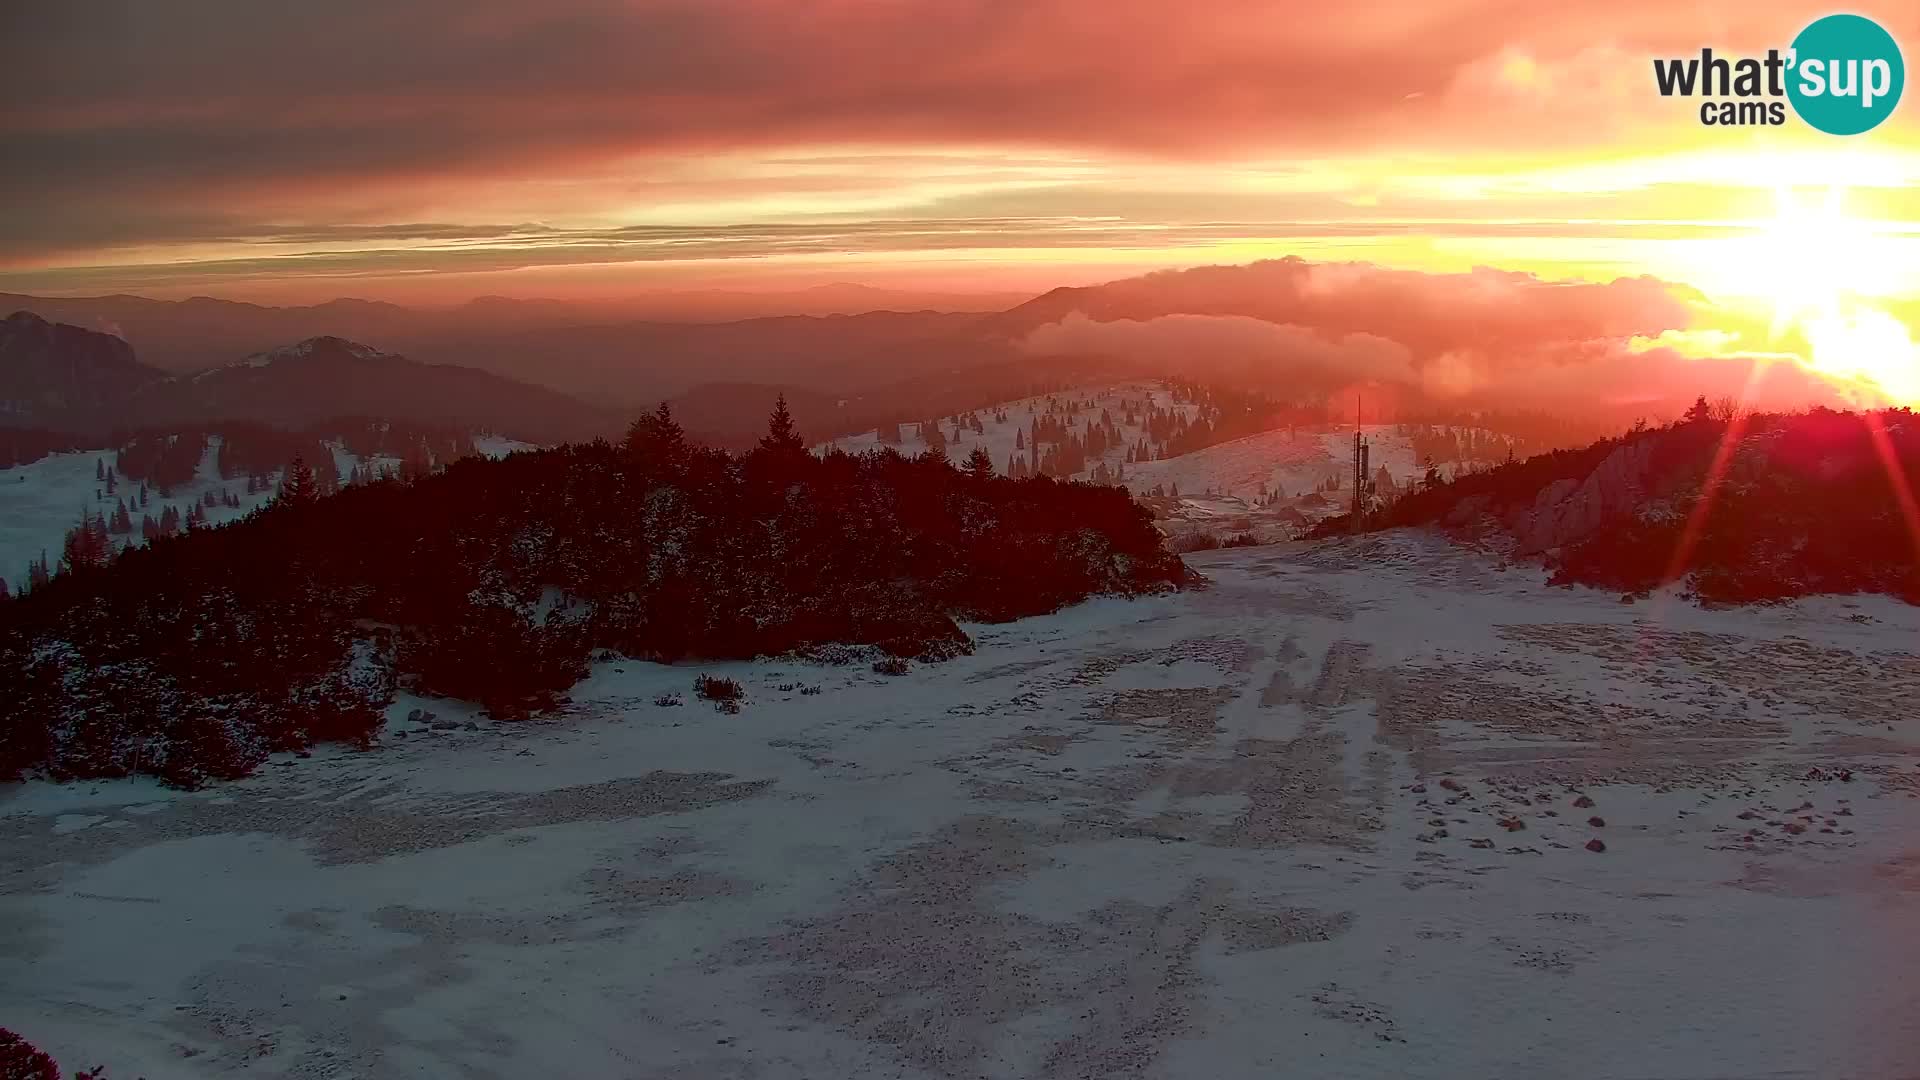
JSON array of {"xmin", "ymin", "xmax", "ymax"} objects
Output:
[
  {"xmin": 0, "ymin": 309, "xmax": 164, "ymax": 422},
  {"xmin": 0, "ymin": 286, "xmax": 1031, "ymax": 376},
  {"xmin": 11, "ymin": 265, "xmax": 1363, "ymax": 404},
  {"xmin": 0, "ymin": 312, "xmax": 614, "ymax": 441},
  {"xmin": 0, "ymin": 259, "xmax": 1710, "ymax": 447}
]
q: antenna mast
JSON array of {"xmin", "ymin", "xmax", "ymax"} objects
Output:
[{"xmin": 1350, "ymin": 395, "xmax": 1369, "ymax": 533}]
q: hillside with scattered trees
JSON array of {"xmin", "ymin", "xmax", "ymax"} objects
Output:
[
  {"xmin": 1321, "ymin": 398, "xmax": 1920, "ymax": 605},
  {"xmin": 0, "ymin": 399, "xmax": 1196, "ymax": 788}
]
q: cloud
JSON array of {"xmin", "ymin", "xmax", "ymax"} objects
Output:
[
  {"xmin": 1020, "ymin": 311, "xmax": 1416, "ymax": 383},
  {"xmin": 1010, "ymin": 258, "xmax": 1865, "ymax": 417},
  {"xmin": 1017, "ymin": 257, "xmax": 1697, "ymax": 363},
  {"xmin": 8, "ymin": 0, "xmax": 1917, "ymax": 269}
]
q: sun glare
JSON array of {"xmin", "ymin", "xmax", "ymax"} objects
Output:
[{"xmin": 1708, "ymin": 187, "xmax": 1920, "ymax": 405}]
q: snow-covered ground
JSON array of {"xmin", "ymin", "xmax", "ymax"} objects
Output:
[
  {"xmin": 0, "ymin": 441, "xmax": 278, "ymax": 591},
  {"xmin": 818, "ymin": 386, "xmax": 1442, "ymax": 545},
  {"xmin": 472, "ymin": 435, "xmax": 539, "ymax": 460},
  {"xmin": 1120, "ymin": 424, "xmax": 1432, "ymax": 503},
  {"xmin": 1117, "ymin": 425, "xmax": 1425, "ymax": 544},
  {"xmin": 7, "ymin": 533, "xmax": 1920, "ymax": 1078}
]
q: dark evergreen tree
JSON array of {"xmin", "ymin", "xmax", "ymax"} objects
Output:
[
  {"xmin": 58, "ymin": 512, "xmax": 111, "ymax": 575},
  {"xmin": 757, "ymin": 394, "xmax": 806, "ymax": 456},
  {"xmin": 625, "ymin": 402, "xmax": 689, "ymax": 467},
  {"xmin": 964, "ymin": 446, "xmax": 995, "ymax": 479},
  {"xmin": 279, "ymin": 454, "xmax": 320, "ymax": 507}
]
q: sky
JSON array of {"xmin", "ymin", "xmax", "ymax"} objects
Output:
[{"xmin": 4, "ymin": 0, "xmax": 1920, "ymax": 318}]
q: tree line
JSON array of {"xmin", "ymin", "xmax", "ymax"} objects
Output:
[{"xmin": 0, "ymin": 397, "xmax": 1195, "ymax": 787}]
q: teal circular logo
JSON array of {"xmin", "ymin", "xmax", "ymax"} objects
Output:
[{"xmin": 1787, "ymin": 14, "xmax": 1904, "ymax": 135}]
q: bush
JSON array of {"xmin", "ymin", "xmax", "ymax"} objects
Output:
[
  {"xmin": 0, "ymin": 1028, "xmax": 58, "ymax": 1080},
  {"xmin": 1171, "ymin": 531, "xmax": 1221, "ymax": 553},
  {"xmin": 653, "ymin": 692, "xmax": 683, "ymax": 707},
  {"xmin": 693, "ymin": 675, "xmax": 743, "ymax": 704},
  {"xmin": 871, "ymin": 657, "xmax": 911, "ymax": 676}
]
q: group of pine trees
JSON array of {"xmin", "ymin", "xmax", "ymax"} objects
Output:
[
  {"xmin": 0, "ymin": 429, "xmax": 90, "ymax": 470},
  {"xmin": 1329, "ymin": 400, "xmax": 1920, "ymax": 605},
  {"xmin": 115, "ymin": 432, "xmax": 207, "ymax": 495},
  {"xmin": 0, "ymin": 396, "xmax": 1194, "ymax": 788},
  {"xmin": 1401, "ymin": 424, "xmax": 1518, "ymax": 469}
]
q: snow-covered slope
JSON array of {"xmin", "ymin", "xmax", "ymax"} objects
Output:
[
  {"xmin": 0, "ymin": 436, "xmax": 537, "ymax": 592},
  {"xmin": 1120, "ymin": 424, "xmax": 1428, "ymax": 503},
  {"xmin": 0, "ymin": 441, "xmax": 276, "ymax": 590},
  {"xmin": 819, "ymin": 386, "xmax": 1450, "ymax": 544},
  {"xmin": 818, "ymin": 379, "xmax": 1200, "ymax": 478},
  {"xmin": 7, "ymin": 534, "xmax": 1919, "ymax": 1078}
]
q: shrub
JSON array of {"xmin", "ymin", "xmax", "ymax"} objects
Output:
[
  {"xmin": 1171, "ymin": 531, "xmax": 1221, "ymax": 553},
  {"xmin": 653, "ymin": 692, "xmax": 683, "ymax": 707},
  {"xmin": 0, "ymin": 1028, "xmax": 58, "ymax": 1080},
  {"xmin": 693, "ymin": 675, "xmax": 743, "ymax": 704},
  {"xmin": 872, "ymin": 657, "xmax": 911, "ymax": 676}
]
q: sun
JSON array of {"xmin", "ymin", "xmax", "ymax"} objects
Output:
[
  {"xmin": 1742, "ymin": 187, "xmax": 1885, "ymax": 335},
  {"xmin": 1800, "ymin": 306, "xmax": 1920, "ymax": 405},
  {"xmin": 1710, "ymin": 187, "xmax": 1920, "ymax": 404}
]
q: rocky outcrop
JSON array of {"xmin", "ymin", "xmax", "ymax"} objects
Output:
[
  {"xmin": 0, "ymin": 310, "xmax": 162, "ymax": 424},
  {"xmin": 1506, "ymin": 437, "xmax": 1660, "ymax": 554}
]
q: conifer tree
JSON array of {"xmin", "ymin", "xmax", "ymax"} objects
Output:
[
  {"xmin": 279, "ymin": 453, "xmax": 320, "ymax": 506},
  {"xmin": 625, "ymin": 401, "xmax": 689, "ymax": 466},
  {"xmin": 965, "ymin": 446, "xmax": 995, "ymax": 479},
  {"xmin": 59, "ymin": 511, "xmax": 111, "ymax": 574},
  {"xmin": 758, "ymin": 394, "xmax": 806, "ymax": 455}
]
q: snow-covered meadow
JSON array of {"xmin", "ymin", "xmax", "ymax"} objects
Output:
[
  {"xmin": 6, "ymin": 533, "xmax": 1919, "ymax": 1078},
  {"xmin": 0, "ymin": 441, "xmax": 279, "ymax": 592}
]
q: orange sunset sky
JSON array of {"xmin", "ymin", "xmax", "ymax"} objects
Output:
[{"xmin": 5, "ymin": 0, "xmax": 1920, "ymax": 389}]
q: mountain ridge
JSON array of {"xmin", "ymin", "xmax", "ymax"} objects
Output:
[{"xmin": 0, "ymin": 315, "xmax": 615, "ymax": 442}]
